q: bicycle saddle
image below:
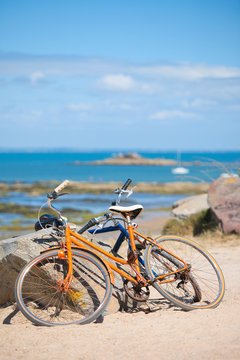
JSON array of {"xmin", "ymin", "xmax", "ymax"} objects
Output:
[{"xmin": 109, "ymin": 204, "xmax": 143, "ymax": 220}]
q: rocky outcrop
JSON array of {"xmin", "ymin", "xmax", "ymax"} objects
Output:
[
  {"xmin": 171, "ymin": 177, "xmax": 240, "ymax": 234},
  {"xmin": 0, "ymin": 229, "xmax": 59, "ymax": 305},
  {"xmin": 73, "ymin": 152, "xmax": 203, "ymax": 166},
  {"xmin": 208, "ymin": 177, "xmax": 240, "ymax": 233},
  {"xmin": 172, "ymin": 194, "xmax": 209, "ymax": 219},
  {"xmin": 90, "ymin": 152, "xmax": 178, "ymax": 165}
]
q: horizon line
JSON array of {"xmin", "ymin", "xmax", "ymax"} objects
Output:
[{"xmin": 0, "ymin": 147, "xmax": 240, "ymax": 153}]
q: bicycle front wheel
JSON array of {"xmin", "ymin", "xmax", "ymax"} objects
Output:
[
  {"xmin": 144, "ymin": 235, "xmax": 225, "ymax": 310},
  {"xmin": 15, "ymin": 249, "xmax": 112, "ymax": 326}
]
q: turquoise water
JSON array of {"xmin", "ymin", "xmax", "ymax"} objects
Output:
[
  {"xmin": 0, "ymin": 189, "xmax": 188, "ymax": 233},
  {"xmin": 0, "ymin": 151, "xmax": 239, "ymax": 183},
  {"xmin": 0, "ymin": 191, "xmax": 187, "ymax": 214},
  {"xmin": 0, "ymin": 151, "xmax": 239, "ymax": 237}
]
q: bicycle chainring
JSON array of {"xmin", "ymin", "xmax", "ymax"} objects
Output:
[{"xmin": 123, "ymin": 280, "xmax": 150, "ymax": 302}]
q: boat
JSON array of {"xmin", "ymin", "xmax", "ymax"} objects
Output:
[
  {"xmin": 220, "ymin": 172, "xmax": 239, "ymax": 179},
  {"xmin": 171, "ymin": 151, "xmax": 189, "ymax": 175},
  {"xmin": 172, "ymin": 166, "xmax": 189, "ymax": 175}
]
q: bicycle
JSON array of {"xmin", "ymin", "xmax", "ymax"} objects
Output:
[{"xmin": 15, "ymin": 179, "xmax": 225, "ymax": 326}]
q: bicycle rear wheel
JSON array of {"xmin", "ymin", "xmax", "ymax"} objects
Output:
[
  {"xmin": 15, "ymin": 249, "xmax": 112, "ymax": 326},
  {"xmin": 144, "ymin": 235, "xmax": 225, "ymax": 310}
]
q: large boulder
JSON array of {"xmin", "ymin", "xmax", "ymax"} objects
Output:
[
  {"xmin": 0, "ymin": 230, "xmax": 59, "ymax": 305},
  {"xmin": 208, "ymin": 177, "xmax": 240, "ymax": 233},
  {"xmin": 172, "ymin": 194, "xmax": 209, "ymax": 219}
]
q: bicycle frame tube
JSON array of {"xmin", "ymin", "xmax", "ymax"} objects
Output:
[
  {"xmin": 62, "ymin": 226, "xmax": 73, "ymax": 290},
  {"xmin": 88, "ymin": 222, "xmax": 129, "ymax": 253},
  {"xmin": 126, "ymin": 215, "xmax": 142, "ymax": 282}
]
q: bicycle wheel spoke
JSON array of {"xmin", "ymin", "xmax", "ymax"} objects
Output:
[{"xmin": 15, "ymin": 249, "xmax": 112, "ymax": 325}]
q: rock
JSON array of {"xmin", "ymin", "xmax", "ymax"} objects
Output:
[
  {"xmin": 0, "ymin": 229, "xmax": 59, "ymax": 305},
  {"xmin": 115, "ymin": 152, "xmax": 142, "ymax": 160},
  {"xmin": 90, "ymin": 153, "xmax": 178, "ymax": 166},
  {"xmin": 208, "ymin": 177, "xmax": 240, "ymax": 233},
  {"xmin": 172, "ymin": 194, "xmax": 209, "ymax": 219}
]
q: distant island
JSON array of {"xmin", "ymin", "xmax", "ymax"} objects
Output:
[{"xmin": 73, "ymin": 152, "xmax": 201, "ymax": 166}]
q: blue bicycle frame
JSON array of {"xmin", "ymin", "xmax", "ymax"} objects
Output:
[{"xmin": 88, "ymin": 222, "xmax": 145, "ymax": 267}]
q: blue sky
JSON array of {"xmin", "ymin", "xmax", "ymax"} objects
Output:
[{"xmin": 0, "ymin": 0, "xmax": 240, "ymax": 150}]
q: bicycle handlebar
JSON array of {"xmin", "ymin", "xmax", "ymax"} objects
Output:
[
  {"xmin": 78, "ymin": 217, "xmax": 100, "ymax": 234},
  {"xmin": 54, "ymin": 180, "xmax": 70, "ymax": 194},
  {"xmin": 121, "ymin": 178, "xmax": 132, "ymax": 190},
  {"xmin": 43, "ymin": 178, "xmax": 134, "ymax": 232}
]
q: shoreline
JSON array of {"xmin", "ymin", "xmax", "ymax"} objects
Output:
[
  {"xmin": 0, "ymin": 180, "xmax": 209, "ymax": 240},
  {"xmin": 0, "ymin": 180, "xmax": 209, "ymax": 195}
]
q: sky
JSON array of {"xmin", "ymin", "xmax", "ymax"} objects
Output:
[{"xmin": 0, "ymin": 0, "xmax": 240, "ymax": 151}]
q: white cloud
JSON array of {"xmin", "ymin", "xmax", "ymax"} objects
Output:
[
  {"xmin": 103, "ymin": 99, "xmax": 134, "ymax": 110},
  {"xmin": 134, "ymin": 63, "xmax": 240, "ymax": 81},
  {"xmin": 118, "ymin": 103, "xmax": 133, "ymax": 110},
  {"xmin": 1, "ymin": 109, "xmax": 42, "ymax": 123},
  {"xmin": 29, "ymin": 71, "xmax": 45, "ymax": 85},
  {"xmin": 99, "ymin": 74, "xmax": 135, "ymax": 91},
  {"xmin": 182, "ymin": 98, "xmax": 217, "ymax": 108},
  {"xmin": 1, "ymin": 54, "xmax": 240, "ymax": 83},
  {"xmin": 150, "ymin": 109, "xmax": 196, "ymax": 120},
  {"xmin": 67, "ymin": 103, "xmax": 92, "ymax": 111},
  {"xmin": 1, "ymin": 53, "xmax": 240, "ymax": 138}
]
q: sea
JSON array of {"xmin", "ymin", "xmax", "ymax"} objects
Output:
[
  {"xmin": 0, "ymin": 150, "xmax": 239, "ymax": 234},
  {"xmin": 0, "ymin": 150, "xmax": 239, "ymax": 183}
]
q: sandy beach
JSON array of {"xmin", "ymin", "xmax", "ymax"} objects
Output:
[{"xmin": 0, "ymin": 216, "xmax": 240, "ymax": 360}]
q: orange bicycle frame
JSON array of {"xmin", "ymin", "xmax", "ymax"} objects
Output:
[{"xmin": 51, "ymin": 218, "xmax": 189, "ymax": 291}]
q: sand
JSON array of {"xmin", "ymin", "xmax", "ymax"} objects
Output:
[{"xmin": 0, "ymin": 217, "xmax": 239, "ymax": 360}]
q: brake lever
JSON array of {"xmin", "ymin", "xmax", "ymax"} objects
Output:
[
  {"xmin": 126, "ymin": 186, "xmax": 136, "ymax": 199},
  {"xmin": 47, "ymin": 192, "xmax": 68, "ymax": 200},
  {"xmin": 56, "ymin": 192, "xmax": 68, "ymax": 197}
]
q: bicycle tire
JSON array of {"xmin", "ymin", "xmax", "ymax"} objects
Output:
[
  {"xmin": 144, "ymin": 235, "xmax": 225, "ymax": 310},
  {"xmin": 15, "ymin": 248, "xmax": 112, "ymax": 326}
]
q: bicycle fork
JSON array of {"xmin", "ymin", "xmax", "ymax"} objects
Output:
[{"xmin": 57, "ymin": 226, "xmax": 73, "ymax": 291}]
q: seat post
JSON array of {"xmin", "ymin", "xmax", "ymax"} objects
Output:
[
  {"xmin": 126, "ymin": 215, "xmax": 141, "ymax": 279},
  {"xmin": 126, "ymin": 214, "xmax": 137, "ymax": 251}
]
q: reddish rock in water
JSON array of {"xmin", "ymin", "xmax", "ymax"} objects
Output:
[{"xmin": 208, "ymin": 177, "xmax": 240, "ymax": 233}]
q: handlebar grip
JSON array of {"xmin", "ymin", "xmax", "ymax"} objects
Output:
[
  {"xmin": 78, "ymin": 218, "xmax": 99, "ymax": 234},
  {"xmin": 54, "ymin": 180, "xmax": 70, "ymax": 194},
  {"xmin": 121, "ymin": 178, "xmax": 132, "ymax": 190}
]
